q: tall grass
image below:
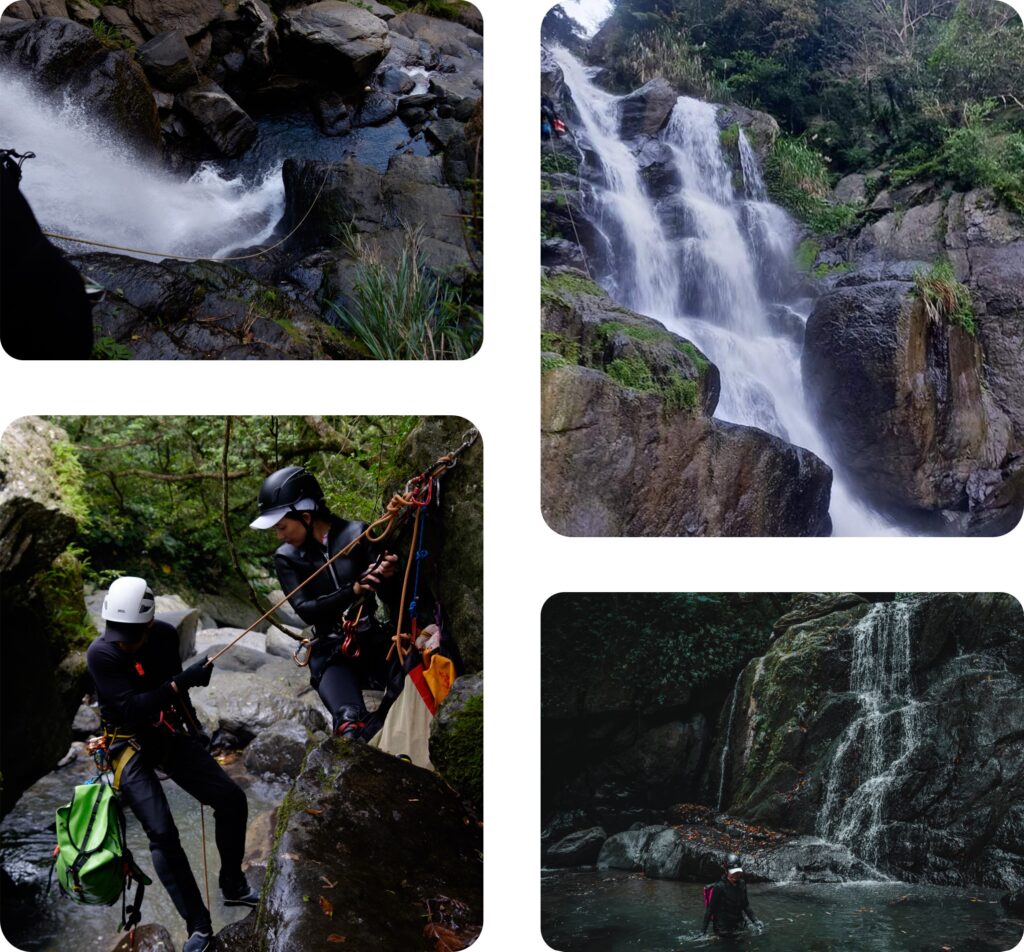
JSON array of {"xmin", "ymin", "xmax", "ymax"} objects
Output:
[
  {"xmin": 764, "ymin": 135, "xmax": 858, "ymax": 233},
  {"xmin": 912, "ymin": 260, "xmax": 976, "ymax": 335},
  {"xmin": 328, "ymin": 230, "xmax": 480, "ymax": 360}
]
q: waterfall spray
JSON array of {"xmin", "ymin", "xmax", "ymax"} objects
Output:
[
  {"xmin": 0, "ymin": 70, "xmax": 284, "ymax": 261},
  {"xmin": 716, "ymin": 667, "xmax": 746, "ymax": 811}
]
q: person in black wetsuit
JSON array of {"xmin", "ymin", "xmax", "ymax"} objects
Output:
[
  {"xmin": 702, "ymin": 859, "xmax": 762, "ymax": 938},
  {"xmin": 250, "ymin": 466, "xmax": 400, "ymax": 739},
  {"xmin": 1, "ymin": 149, "xmax": 93, "ymax": 359},
  {"xmin": 86, "ymin": 576, "xmax": 257, "ymax": 952}
]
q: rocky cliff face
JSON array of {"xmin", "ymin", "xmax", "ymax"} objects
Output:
[
  {"xmin": 541, "ymin": 270, "xmax": 832, "ymax": 536},
  {"xmin": 718, "ymin": 593, "xmax": 1024, "ymax": 889},
  {"xmin": 0, "ymin": 418, "xmax": 91, "ymax": 816}
]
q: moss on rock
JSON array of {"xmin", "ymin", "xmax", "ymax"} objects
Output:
[{"xmin": 430, "ymin": 674, "xmax": 483, "ymax": 814}]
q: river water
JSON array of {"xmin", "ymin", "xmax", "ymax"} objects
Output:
[
  {"xmin": 542, "ymin": 869, "xmax": 1023, "ymax": 952},
  {"xmin": 0, "ymin": 751, "xmax": 286, "ymax": 952}
]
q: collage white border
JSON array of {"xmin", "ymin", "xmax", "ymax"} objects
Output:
[{"xmin": 1, "ymin": 0, "xmax": 1023, "ymax": 948}]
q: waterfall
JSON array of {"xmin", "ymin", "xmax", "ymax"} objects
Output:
[
  {"xmin": 548, "ymin": 46, "xmax": 900, "ymax": 536},
  {"xmin": 715, "ymin": 667, "xmax": 745, "ymax": 811},
  {"xmin": 817, "ymin": 603, "xmax": 922, "ymax": 870},
  {"xmin": 0, "ymin": 70, "xmax": 284, "ymax": 261}
]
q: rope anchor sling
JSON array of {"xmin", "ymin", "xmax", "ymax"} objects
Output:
[{"xmin": 202, "ymin": 428, "xmax": 479, "ymax": 671}]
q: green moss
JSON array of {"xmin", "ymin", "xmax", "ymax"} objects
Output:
[
  {"xmin": 607, "ymin": 355, "xmax": 656, "ymax": 392},
  {"xmin": 675, "ymin": 341, "xmax": 710, "ymax": 373},
  {"xmin": 540, "ymin": 331, "xmax": 581, "ymax": 364},
  {"xmin": 273, "ymin": 318, "xmax": 304, "ymax": 344},
  {"xmin": 39, "ymin": 547, "xmax": 95, "ymax": 655},
  {"xmin": 813, "ymin": 261, "xmax": 852, "ymax": 277},
  {"xmin": 720, "ymin": 122, "xmax": 740, "ymax": 151},
  {"xmin": 661, "ymin": 372, "xmax": 700, "ymax": 412},
  {"xmin": 91, "ymin": 19, "xmax": 132, "ymax": 49},
  {"xmin": 597, "ymin": 320, "xmax": 669, "ymax": 344},
  {"xmin": 544, "ymin": 271, "xmax": 603, "ymax": 297},
  {"xmin": 433, "ymin": 694, "xmax": 483, "ymax": 811},
  {"xmin": 541, "ymin": 152, "xmax": 578, "ymax": 175},
  {"xmin": 51, "ymin": 439, "xmax": 89, "ymax": 526},
  {"xmin": 542, "ymin": 354, "xmax": 571, "ymax": 372},
  {"xmin": 92, "ymin": 336, "xmax": 134, "ymax": 360},
  {"xmin": 912, "ymin": 260, "xmax": 976, "ymax": 335},
  {"xmin": 795, "ymin": 239, "xmax": 819, "ymax": 272}
]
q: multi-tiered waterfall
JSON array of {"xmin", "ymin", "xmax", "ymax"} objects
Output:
[
  {"xmin": 817, "ymin": 602, "xmax": 922, "ymax": 871},
  {"xmin": 550, "ymin": 47, "xmax": 898, "ymax": 536}
]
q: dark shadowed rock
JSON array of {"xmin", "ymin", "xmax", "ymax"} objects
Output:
[
  {"xmin": 177, "ymin": 80, "xmax": 258, "ymax": 157},
  {"xmin": 353, "ymin": 88, "xmax": 397, "ymax": 127},
  {"xmin": 243, "ymin": 720, "xmax": 310, "ymax": 778},
  {"xmin": 71, "ymin": 704, "xmax": 100, "ymax": 738},
  {"xmin": 771, "ymin": 593, "xmax": 869, "ymax": 635},
  {"xmin": 619, "ymin": 78, "xmax": 677, "ymax": 138},
  {"xmin": 280, "ymin": 1, "xmax": 390, "ymax": 84},
  {"xmin": 107, "ymin": 923, "xmax": 175, "ymax": 952},
  {"xmin": 260, "ymin": 740, "xmax": 481, "ymax": 950},
  {"xmin": 99, "ymin": 6, "xmax": 146, "ymax": 45},
  {"xmin": 137, "ymin": 29, "xmax": 198, "ymax": 91},
  {"xmin": 598, "ymin": 826, "xmax": 665, "ymax": 870},
  {"xmin": 0, "ymin": 18, "xmax": 160, "ymax": 156},
  {"xmin": 128, "ymin": 0, "xmax": 222, "ymax": 38},
  {"xmin": 546, "ymin": 827, "xmax": 608, "ymax": 867}
]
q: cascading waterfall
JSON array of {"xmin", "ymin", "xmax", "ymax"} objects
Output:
[
  {"xmin": 549, "ymin": 46, "xmax": 900, "ymax": 536},
  {"xmin": 0, "ymin": 71, "xmax": 284, "ymax": 261},
  {"xmin": 715, "ymin": 667, "xmax": 745, "ymax": 811},
  {"xmin": 817, "ymin": 602, "xmax": 922, "ymax": 870}
]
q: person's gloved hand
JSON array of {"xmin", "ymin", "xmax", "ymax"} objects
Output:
[{"xmin": 175, "ymin": 657, "xmax": 213, "ymax": 691}]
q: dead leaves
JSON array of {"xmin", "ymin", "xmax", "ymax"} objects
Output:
[
  {"xmin": 319, "ymin": 895, "xmax": 334, "ymax": 918},
  {"xmin": 327, "ymin": 935, "xmax": 346, "ymax": 943}
]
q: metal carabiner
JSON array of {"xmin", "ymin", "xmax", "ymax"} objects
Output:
[{"xmin": 292, "ymin": 638, "xmax": 316, "ymax": 668}]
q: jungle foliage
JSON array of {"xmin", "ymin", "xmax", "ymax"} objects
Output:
[
  {"xmin": 542, "ymin": 593, "xmax": 789, "ymax": 713},
  {"xmin": 47, "ymin": 417, "xmax": 419, "ymax": 597},
  {"xmin": 586, "ymin": 0, "xmax": 1024, "ymax": 215}
]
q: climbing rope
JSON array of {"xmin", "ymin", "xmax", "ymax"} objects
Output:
[
  {"xmin": 39, "ymin": 167, "xmax": 333, "ymax": 263},
  {"xmin": 543, "ymin": 136, "xmax": 594, "ymax": 280},
  {"xmin": 204, "ymin": 427, "xmax": 479, "ymax": 669}
]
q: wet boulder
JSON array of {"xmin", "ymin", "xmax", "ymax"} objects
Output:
[
  {"xmin": 803, "ymin": 270, "xmax": 1022, "ymax": 534},
  {"xmin": 353, "ymin": 88, "xmax": 397, "ymax": 127},
  {"xmin": 243, "ymin": 720, "xmax": 310, "ymax": 778},
  {"xmin": 279, "ymin": 1, "xmax": 390, "ymax": 85},
  {"xmin": 100, "ymin": 6, "xmax": 146, "ymax": 46},
  {"xmin": 71, "ymin": 704, "xmax": 100, "ymax": 738},
  {"xmin": 128, "ymin": 0, "xmax": 222, "ymax": 37},
  {"xmin": 107, "ymin": 924, "xmax": 175, "ymax": 952},
  {"xmin": 429, "ymin": 673, "xmax": 483, "ymax": 812},
  {"xmin": 260, "ymin": 740, "xmax": 481, "ymax": 951},
  {"xmin": 597, "ymin": 826, "xmax": 667, "ymax": 870},
  {"xmin": 177, "ymin": 80, "xmax": 258, "ymax": 157},
  {"xmin": 545, "ymin": 827, "xmax": 607, "ymax": 867},
  {"xmin": 136, "ymin": 29, "xmax": 198, "ymax": 91},
  {"xmin": 1002, "ymin": 889, "xmax": 1024, "ymax": 916},
  {"xmin": 771, "ymin": 593, "xmax": 869, "ymax": 635},
  {"xmin": 619, "ymin": 78, "xmax": 677, "ymax": 138},
  {"xmin": 0, "ymin": 17, "xmax": 161, "ymax": 157}
]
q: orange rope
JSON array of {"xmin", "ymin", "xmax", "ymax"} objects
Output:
[{"xmin": 387, "ymin": 505, "xmax": 422, "ymax": 664}]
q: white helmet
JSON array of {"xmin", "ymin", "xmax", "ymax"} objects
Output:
[{"xmin": 101, "ymin": 576, "xmax": 155, "ymax": 624}]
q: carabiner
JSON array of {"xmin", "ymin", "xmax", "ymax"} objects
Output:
[{"xmin": 292, "ymin": 638, "xmax": 316, "ymax": 668}]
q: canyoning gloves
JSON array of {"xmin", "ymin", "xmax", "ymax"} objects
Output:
[{"xmin": 175, "ymin": 656, "xmax": 213, "ymax": 691}]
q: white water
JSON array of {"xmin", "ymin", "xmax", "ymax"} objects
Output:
[
  {"xmin": 817, "ymin": 602, "xmax": 922, "ymax": 869},
  {"xmin": 0, "ymin": 71, "xmax": 284, "ymax": 261},
  {"xmin": 550, "ymin": 47, "xmax": 900, "ymax": 536},
  {"xmin": 715, "ymin": 667, "xmax": 745, "ymax": 811}
]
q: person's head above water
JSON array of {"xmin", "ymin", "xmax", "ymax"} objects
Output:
[{"xmin": 727, "ymin": 866, "xmax": 743, "ymax": 883}]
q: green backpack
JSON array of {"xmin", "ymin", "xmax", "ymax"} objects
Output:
[{"xmin": 49, "ymin": 780, "xmax": 151, "ymax": 930}]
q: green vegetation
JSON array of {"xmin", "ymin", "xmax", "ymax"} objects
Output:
[
  {"xmin": 607, "ymin": 355, "xmax": 656, "ymax": 392},
  {"xmin": 431, "ymin": 694, "xmax": 483, "ymax": 810},
  {"xmin": 39, "ymin": 547, "xmax": 100, "ymax": 655},
  {"xmin": 541, "ymin": 270, "xmax": 604, "ymax": 310},
  {"xmin": 540, "ymin": 331, "xmax": 581, "ymax": 364},
  {"xmin": 661, "ymin": 371, "xmax": 700, "ymax": 410},
  {"xmin": 675, "ymin": 340, "xmax": 709, "ymax": 373},
  {"xmin": 47, "ymin": 416, "xmax": 419, "ymax": 594},
  {"xmin": 597, "ymin": 320, "xmax": 669, "ymax": 344},
  {"xmin": 719, "ymin": 122, "xmax": 740, "ymax": 151},
  {"xmin": 765, "ymin": 137, "xmax": 858, "ymax": 232},
  {"xmin": 912, "ymin": 260, "xmax": 976, "ymax": 335},
  {"xmin": 541, "ymin": 152, "xmax": 579, "ymax": 175},
  {"xmin": 542, "ymin": 353, "xmax": 572, "ymax": 372},
  {"xmin": 813, "ymin": 261, "xmax": 852, "ymax": 277},
  {"xmin": 51, "ymin": 438, "xmax": 90, "ymax": 526},
  {"xmin": 90, "ymin": 19, "xmax": 132, "ymax": 50},
  {"xmin": 92, "ymin": 336, "xmax": 134, "ymax": 360},
  {"xmin": 794, "ymin": 238, "xmax": 819, "ymax": 272},
  {"xmin": 589, "ymin": 0, "xmax": 1024, "ymax": 219},
  {"xmin": 328, "ymin": 231, "xmax": 480, "ymax": 360}
]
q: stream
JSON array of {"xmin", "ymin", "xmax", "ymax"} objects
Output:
[
  {"xmin": 542, "ymin": 869, "xmax": 1023, "ymax": 952},
  {"xmin": 0, "ymin": 750, "xmax": 286, "ymax": 951}
]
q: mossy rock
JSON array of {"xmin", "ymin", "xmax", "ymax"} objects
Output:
[{"xmin": 430, "ymin": 673, "xmax": 483, "ymax": 814}]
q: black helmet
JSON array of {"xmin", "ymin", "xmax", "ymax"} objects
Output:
[
  {"xmin": 726, "ymin": 853, "xmax": 741, "ymax": 869},
  {"xmin": 250, "ymin": 466, "xmax": 323, "ymax": 529}
]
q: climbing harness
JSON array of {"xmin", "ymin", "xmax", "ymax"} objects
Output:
[
  {"xmin": 205, "ymin": 428, "xmax": 479, "ymax": 670},
  {"xmin": 542, "ymin": 136, "xmax": 594, "ymax": 280}
]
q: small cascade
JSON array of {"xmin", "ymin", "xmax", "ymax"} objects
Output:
[
  {"xmin": 548, "ymin": 44, "xmax": 901, "ymax": 536},
  {"xmin": 817, "ymin": 603, "xmax": 922, "ymax": 869},
  {"xmin": 0, "ymin": 70, "xmax": 284, "ymax": 261},
  {"xmin": 715, "ymin": 667, "xmax": 746, "ymax": 811}
]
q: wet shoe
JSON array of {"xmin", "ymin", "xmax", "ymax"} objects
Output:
[
  {"xmin": 182, "ymin": 931, "xmax": 212, "ymax": 952},
  {"xmin": 223, "ymin": 884, "xmax": 260, "ymax": 908}
]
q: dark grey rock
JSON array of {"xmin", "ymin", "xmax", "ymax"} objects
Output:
[
  {"xmin": 279, "ymin": 1, "xmax": 390, "ymax": 84},
  {"xmin": 137, "ymin": 29, "xmax": 198, "ymax": 91},
  {"xmin": 546, "ymin": 827, "xmax": 608, "ymax": 867},
  {"xmin": 177, "ymin": 80, "xmax": 258, "ymax": 157},
  {"xmin": 242, "ymin": 720, "xmax": 309, "ymax": 778}
]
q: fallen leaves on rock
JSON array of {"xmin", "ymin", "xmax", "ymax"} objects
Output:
[
  {"xmin": 327, "ymin": 934, "xmax": 347, "ymax": 943},
  {"xmin": 319, "ymin": 895, "xmax": 334, "ymax": 918}
]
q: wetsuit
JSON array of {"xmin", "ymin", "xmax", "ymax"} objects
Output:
[
  {"xmin": 0, "ymin": 155, "xmax": 93, "ymax": 359},
  {"xmin": 702, "ymin": 877, "xmax": 757, "ymax": 936},
  {"xmin": 86, "ymin": 621, "xmax": 249, "ymax": 935},
  {"xmin": 273, "ymin": 515, "xmax": 398, "ymax": 736}
]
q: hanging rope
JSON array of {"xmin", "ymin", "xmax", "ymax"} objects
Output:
[
  {"xmin": 206, "ymin": 427, "xmax": 479, "ymax": 669},
  {"xmin": 543, "ymin": 135, "xmax": 594, "ymax": 280},
  {"xmin": 173, "ymin": 702, "xmax": 211, "ymax": 916},
  {"xmin": 40, "ymin": 167, "xmax": 333, "ymax": 263}
]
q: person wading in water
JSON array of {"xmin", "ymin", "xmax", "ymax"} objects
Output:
[
  {"xmin": 250, "ymin": 466, "xmax": 399, "ymax": 739},
  {"xmin": 702, "ymin": 855, "xmax": 763, "ymax": 939},
  {"xmin": 86, "ymin": 577, "xmax": 257, "ymax": 952}
]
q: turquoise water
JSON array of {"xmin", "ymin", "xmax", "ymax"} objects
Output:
[{"xmin": 542, "ymin": 869, "xmax": 1024, "ymax": 952}]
